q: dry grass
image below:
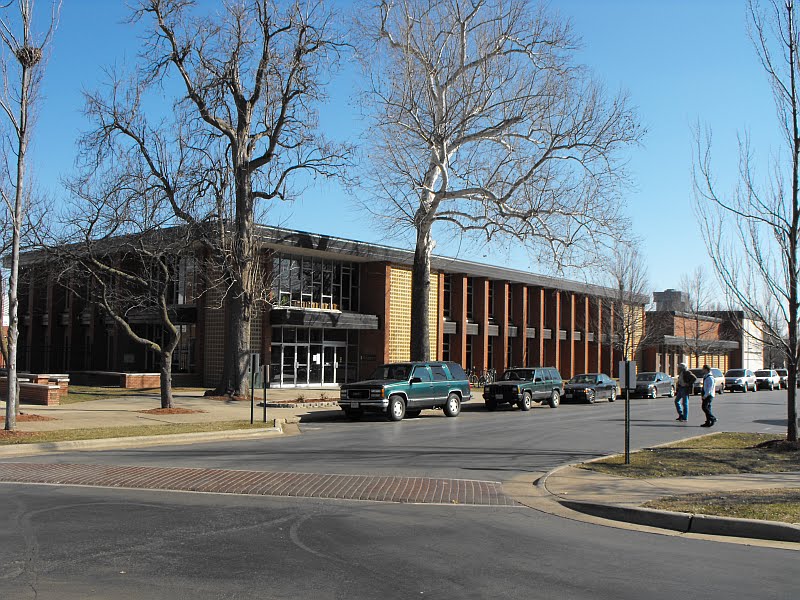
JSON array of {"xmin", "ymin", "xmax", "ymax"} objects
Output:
[
  {"xmin": 644, "ymin": 488, "xmax": 800, "ymax": 524},
  {"xmin": 137, "ymin": 407, "xmax": 205, "ymax": 415},
  {"xmin": 0, "ymin": 420, "xmax": 273, "ymax": 445},
  {"xmin": 580, "ymin": 432, "xmax": 798, "ymax": 478},
  {"xmin": 61, "ymin": 386, "xmax": 162, "ymax": 404}
]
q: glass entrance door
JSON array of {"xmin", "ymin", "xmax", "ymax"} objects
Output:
[{"xmin": 323, "ymin": 344, "xmax": 346, "ymax": 385}]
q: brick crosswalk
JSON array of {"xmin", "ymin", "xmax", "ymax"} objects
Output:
[{"xmin": 0, "ymin": 463, "xmax": 517, "ymax": 506}]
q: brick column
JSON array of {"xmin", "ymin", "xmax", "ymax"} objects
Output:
[
  {"xmin": 544, "ymin": 289, "xmax": 560, "ymax": 370},
  {"xmin": 574, "ymin": 295, "xmax": 589, "ymax": 375},
  {"xmin": 473, "ymin": 278, "xmax": 490, "ymax": 373},
  {"xmin": 493, "ymin": 280, "xmax": 509, "ymax": 372},
  {"xmin": 530, "ymin": 287, "xmax": 545, "ymax": 366},
  {"xmin": 450, "ymin": 274, "xmax": 468, "ymax": 368},
  {"xmin": 437, "ymin": 272, "xmax": 445, "ymax": 361},
  {"xmin": 511, "ymin": 284, "xmax": 528, "ymax": 368}
]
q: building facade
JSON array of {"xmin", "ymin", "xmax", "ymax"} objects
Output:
[{"xmin": 18, "ymin": 226, "xmax": 643, "ymax": 387}]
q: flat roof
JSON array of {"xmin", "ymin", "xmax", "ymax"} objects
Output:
[{"xmin": 256, "ymin": 225, "xmax": 647, "ymax": 303}]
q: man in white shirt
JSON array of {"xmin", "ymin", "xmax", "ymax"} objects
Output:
[{"xmin": 700, "ymin": 364, "xmax": 717, "ymax": 427}]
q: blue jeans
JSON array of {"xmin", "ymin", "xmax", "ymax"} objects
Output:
[
  {"xmin": 674, "ymin": 386, "xmax": 689, "ymax": 419},
  {"xmin": 702, "ymin": 395, "xmax": 716, "ymax": 424}
]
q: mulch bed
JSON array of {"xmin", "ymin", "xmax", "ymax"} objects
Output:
[
  {"xmin": 754, "ymin": 439, "xmax": 800, "ymax": 452},
  {"xmin": 137, "ymin": 407, "xmax": 206, "ymax": 415},
  {"xmin": 0, "ymin": 413, "xmax": 57, "ymax": 423}
]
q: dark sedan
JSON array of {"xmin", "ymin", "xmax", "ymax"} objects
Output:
[
  {"xmin": 631, "ymin": 371, "xmax": 675, "ymax": 399},
  {"xmin": 563, "ymin": 373, "xmax": 618, "ymax": 403}
]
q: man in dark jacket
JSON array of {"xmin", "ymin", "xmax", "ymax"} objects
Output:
[{"xmin": 674, "ymin": 363, "xmax": 695, "ymax": 422}]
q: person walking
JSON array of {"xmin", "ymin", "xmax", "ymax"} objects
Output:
[
  {"xmin": 700, "ymin": 364, "xmax": 717, "ymax": 427},
  {"xmin": 674, "ymin": 363, "xmax": 695, "ymax": 422}
]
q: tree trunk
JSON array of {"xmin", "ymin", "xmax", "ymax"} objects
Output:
[
  {"xmin": 410, "ymin": 219, "xmax": 434, "ymax": 361},
  {"xmin": 159, "ymin": 351, "xmax": 174, "ymax": 409}
]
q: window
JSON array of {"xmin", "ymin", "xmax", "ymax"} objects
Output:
[
  {"xmin": 443, "ymin": 275, "xmax": 452, "ymax": 319},
  {"xmin": 412, "ymin": 366, "xmax": 432, "ymax": 382},
  {"xmin": 270, "ymin": 253, "xmax": 359, "ymax": 312},
  {"xmin": 466, "ymin": 278, "xmax": 474, "ymax": 320},
  {"xmin": 430, "ymin": 364, "xmax": 448, "ymax": 381}
]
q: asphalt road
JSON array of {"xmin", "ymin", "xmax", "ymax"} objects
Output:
[{"xmin": 0, "ymin": 389, "xmax": 796, "ymax": 599}]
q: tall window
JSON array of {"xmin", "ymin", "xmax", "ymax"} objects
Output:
[
  {"xmin": 272, "ymin": 253, "xmax": 359, "ymax": 311},
  {"xmin": 172, "ymin": 256, "xmax": 198, "ymax": 305},
  {"xmin": 488, "ymin": 283, "xmax": 495, "ymax": 317},
  {"xmin": 466, "ymin": 278, "xmax": 474, "ymax": 320},
  {"xmin": 443, "ymin": 274, "xmax": 452, "ymax": 319}
]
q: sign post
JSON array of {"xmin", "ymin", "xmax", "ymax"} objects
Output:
[
  {"xmin": 618, "ymin": 360, "xmax": 637, "ymax": 465},
  {"xmin": 249, "ymin": 352, "xmax": 260, "ymax": 425}
]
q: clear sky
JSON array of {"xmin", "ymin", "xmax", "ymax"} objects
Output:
[{"xmin": 27, "ymin": 0, "xmax": 779, "ymax": 298}]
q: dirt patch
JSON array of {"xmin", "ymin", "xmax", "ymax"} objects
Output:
[
  {"xmin": 204, "ymin": 395, "xmax": 248, "ymax": 402},
  {"xmin": 270, "ymin": 399, "xmax": 334, "ymax": 404},
  {"xmin": 0, "ymin": 413, "xmax": 57, "ymax": 422},
  {"xmin": 0, "ymin": 430, "xmax": 37, "ymax": 441},
  {"xmin": 137, "ymin": 407, "xmax": 206, "ymax": 415},
  {"xmin": 754, "ymin": 439, "xmax": 800, "ymax": 452}
]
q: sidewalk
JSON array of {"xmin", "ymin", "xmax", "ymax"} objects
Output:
[
  {"xmin": 540, "ymin": 464, "xmax": 800, "ymax": 544},
  {"xmin": 1, "ymin": 387, "xmax": 341, "ymax": 433}
]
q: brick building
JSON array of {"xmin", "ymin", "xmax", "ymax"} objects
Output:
[{"xmin": 17, "ymin": 226, "xmax": 645, "ymax": 388}]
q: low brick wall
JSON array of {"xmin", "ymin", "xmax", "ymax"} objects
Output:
[
  {"xmin": 120, "ymin": 373, "xmax": 161, "ymax": 389},
  {"xmin": 0, "ymin": 377, "xmax": 61, "ymax": 406},
  {"xmin": 69, "ymin": 371, "xmax": 160, "ymax": 389}
]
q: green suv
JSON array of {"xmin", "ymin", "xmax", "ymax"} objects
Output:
[
  {"xmin": 339, "ymin": 361, "xmax": 472, "ymax": 421},
  {"xmin": 482, "ymin": 367, "xmax": 563, "ymax": 410}
]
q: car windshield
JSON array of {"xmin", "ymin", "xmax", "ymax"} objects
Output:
[
  {"xmin": 777, "ymin": 369, "xmax": 788, "ymax": 375},
  {"xmin": 637, "ymin": 373, "xmax": 656, "ymax": 382},
  {"xmin": 570, "ymin": 374, "xmax": 598, "ymax": 384},
  {"xmin": 369, "ymin": 364, "xmax": 412, "ymax": 381},
  {"xmin": 755, "ymin": 370, "xmax": 771, "ymax": 377},
  {"xmin": 726, "ymin": 370, "xmax": 745, "ymax": 377},
  {"xmin": 690, "ymin": 369, "xmax": 704, "ymax": 378}
]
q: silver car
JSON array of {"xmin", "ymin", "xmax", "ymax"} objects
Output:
[
  {"xmin": 754, "ymin": 369, "xmax": 781, "ymax": 391},
  {"xmin": 724, "ymin": 369, "xmax": 756, "ymax": 392}
]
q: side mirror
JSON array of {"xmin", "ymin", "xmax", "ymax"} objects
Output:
[{"xmin": 410, "ymin": 377, "xmax": 422, "ymax": 384}]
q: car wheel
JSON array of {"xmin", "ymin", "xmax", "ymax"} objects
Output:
[
  {"xmin": 387, "ymin": 395, "xmax": 405, "ymax": 421},
  {"xmin": 343, "ymin": 408, "xmax": 363, "ymax": 421},
  {"xmin": 519, "ymin": 392, "xmax": 532, "ymax": 411},
  {"xmin": 669, "ymin": 385, "xmax": 675, "ymax": 398},
  {"xmin": 444, "ymin": 393, "xmax": 461, "ymax": 417},
  {"xmin": 485, "ymin": 399, "xmax": 497, "ymax": 411},
  {"xmin": 548, "ymin": 390, "xmax": 560, "ymax": 408},
  {"xmin": 405, "ymin": 409, "xmax": 422, "ymax": 418},
  {"xmin": 609, "ymin": 388, "xmax": 616, "ymax": 402},
  {"xmin": 586, "ymin": 389, "xmax": 596, "ymax": 404},
  {"xmin": 650, "ymin": 388, "xmax": 657, "ymax": 399}
]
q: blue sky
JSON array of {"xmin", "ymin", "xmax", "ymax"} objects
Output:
[{"xmin": 29, "ymin": 0, "xmax": 778, "ymax": 296}]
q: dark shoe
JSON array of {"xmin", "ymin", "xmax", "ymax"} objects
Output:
[
  {"xmin": 676, "ymin": 417, "xmax": 683, "ymax": 421},
  {"xmin": 709, "ymin": 419, "xmax": 717, "ymax": 427},
  {"xmin": 679, "ymin": 418, "xmax": 687, "ymax": 422},
  {"xmin": 700, "ymin": 422, "xmax": 711, "ymax": 427}
]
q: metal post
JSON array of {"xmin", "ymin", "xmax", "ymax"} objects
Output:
[
  {"xmin": 250, "ymin": 354, "xmax": 255, "ymax": 425},
  {"xmin": 263, "ymin": 364, "xmax": 268, "ymax": 424},
  {"xmin": 624, "ymin": 359, "xmax": 631, "ymax": 465}
]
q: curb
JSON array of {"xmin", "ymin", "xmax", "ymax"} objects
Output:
[
  {"xmin": 0, "ymin": 424, "xmax": 283, "ymax": 457},
  {"xmin": 537, "ymin": 448, "xmax": 800, "ymax": 545},
  {"xmin": 558, "ymin": 499, "xmax": 800, "ymax": 543}
]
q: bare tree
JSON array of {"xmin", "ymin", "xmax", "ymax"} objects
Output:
[
  {"xmin": 676, "ymin": 267, "xmax": 719, "ymax": 365},
  {"xmin": 356, "ymin": 0, "xmax": 643, "ymax": 361},
  {"xmin": 601, "ymin": 243, "xmax": 652, "ymax": 364},
  {"xmin": 0, "ymin": 0, "xmax": 58, "ymax": 431},
  {"xmin": 49, "ymin": 156, "xmax": 206, "ymax": 409},
  {"xmin": 80, "ymin": 0, "xmax": 351, "ymax": 396},
  {"xmin": 694, "ymin": 0, "xmax": 799, "ymax": 441}
]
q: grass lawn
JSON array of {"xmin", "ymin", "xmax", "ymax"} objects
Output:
[
  {"xmin": 61, "ymin": 385, "xmax": 163, "ymax": 404},
  {"xmin": 582, "ymin": 432, "xmax": 800, "ymax": 523},
  {"xmin": 644, "ymin": 488, "xmax": 800, "ymax": 524},
  {"xmin": 0, "ymin": 420, "xmax": 273, "ymax": 445},
  {"xmin": 579, "ymin": 432, "xmax": 798, "ymax": 478}
]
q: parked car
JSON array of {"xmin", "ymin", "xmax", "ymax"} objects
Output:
[
  {"xmin": 563, "ymin": 373, "xmax": 618, "ymax": 403},
  {"xmin": 691, "ymin": 368, "xmax": 725, "ymax": 395},
  {"xmin": 754, "ymin": 369, "xmax": 781, "ymax": 391},
  {"xmin": 482, "ymin": 367, "xmax": 563, "ymax": 410},
  {"xmin": 338, "ymin": 361, "xmax": 471, "ymax": 421},
  {"xmin": 632, "ymin": 372, "xmax": 675, "ymax": 398},
  {"xmin": 775, "ymin": 368, "xmax": 789, "ymax": 389},
  {"xmin": 724, "ymin": 369, "xmax": 757, "ymax": 392}
]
